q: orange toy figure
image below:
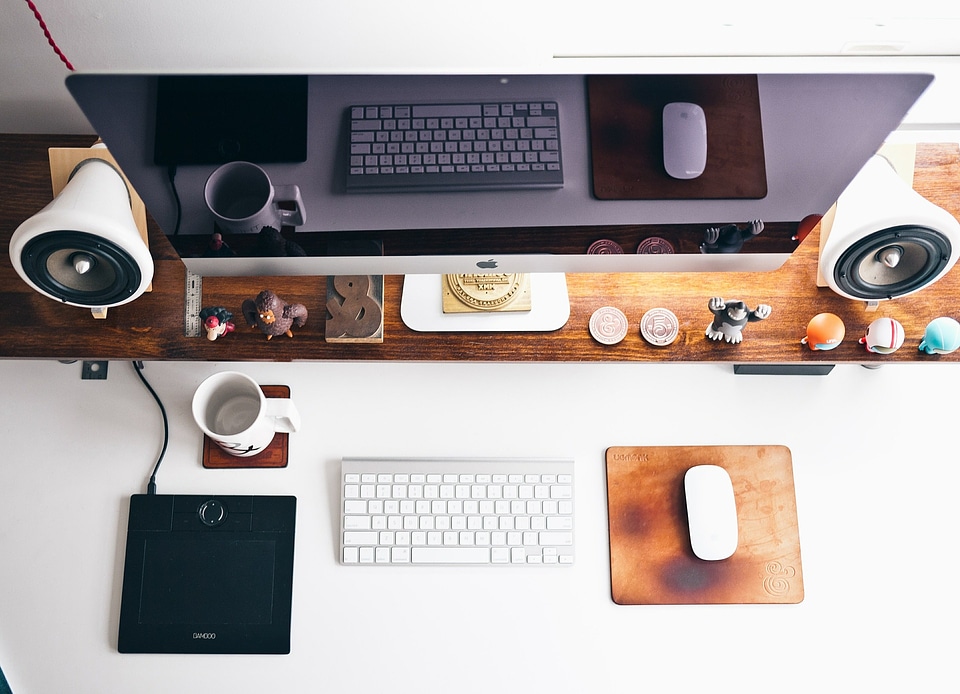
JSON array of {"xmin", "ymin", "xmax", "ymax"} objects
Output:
[{"xmin": 801, "ymin": 313, "xmax": 845, "ymax": 351}]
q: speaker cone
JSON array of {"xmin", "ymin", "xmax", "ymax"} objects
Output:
[
  {"xmin": 19, "ymin": 230, "xmax": 143, "ymax": 306},
  {"xmin": 831, "ymin": 224, "xmax": 952, "ymax": 301}
]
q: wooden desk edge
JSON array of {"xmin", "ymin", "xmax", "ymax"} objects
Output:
[{"xmin": 2, "ymin": 134, "xmax": 959, "ymax": 365}]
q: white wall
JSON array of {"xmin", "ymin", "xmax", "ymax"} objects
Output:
[{"xmin": 2, "ymin": 0, "xmax": 959, "ymax": 134}]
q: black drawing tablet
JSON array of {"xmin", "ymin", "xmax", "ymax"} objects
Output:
[{"xmin": 118, "ymin": 494, "xmax": 296, "ymax": 654}]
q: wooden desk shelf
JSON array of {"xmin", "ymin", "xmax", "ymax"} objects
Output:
[{"xmin": 2, "ymin": 134, "xmax": 959, "ymax": 364}]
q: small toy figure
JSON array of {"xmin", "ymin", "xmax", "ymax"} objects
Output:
[
  {"xmin": 800, "ymin": 313, "xmax": 845, "ymax": 351},
  {"xmin": 199, "ymin": 306, "xmax": 235, "ymax": 341},
  {"xmin": 918, "ymin": 317, "xmax": 960, "ymax": 355},
  {"xmin": 242, "ymin": 289, "xmax": 308, "ymax": 340},
  {"xmin": 792, "ymin": 214, "xmax": 822, "ymax": 243},
  {"xmin": 701, "ymin": 219, "xmax": 764, "ymax": 254},
  {"xmin": 859, "ymin": 317, "xmax": 905, "ymax": 354},
  {"xmin": 202, "ymin": 232, "xmax": 235, "ymax": 258},
  {"xmin": 705, "ymin": 297, "xmax": 771, "ymax": 344}
]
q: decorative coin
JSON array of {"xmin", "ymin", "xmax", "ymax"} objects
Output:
[
  {"xmin": 445, "ymin": 273, "xmax": 526, "ymax": 311},
  {"xmin": 589, "ymin": 306, "xmax": 629, "ymax": 345},
  {"xmin": 640, "ymin": 307, "xmax": 680, "ymax": 346},
  {"xmin": 636, "ymin": 237, "xmax": 675, "ymax": 254},
  {"xmin": 587, "ymin": 239, "xmax": 624, "ymax": 254}
]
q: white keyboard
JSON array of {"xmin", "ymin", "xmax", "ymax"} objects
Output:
[{"xmin": 340, "ymin": 457, "xmax": 574, "ymax": 566}]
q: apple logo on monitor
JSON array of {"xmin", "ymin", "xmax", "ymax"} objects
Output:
[{"xmin": 476, "ymin": 259, "xmax": 499, "ymax": 269}]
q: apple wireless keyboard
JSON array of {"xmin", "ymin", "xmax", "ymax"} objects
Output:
[
  {"xmin": 340, "ymin": 457, "xmax": 574, "ymax": 565},
  {"xmin": 345, "ymin": 101, "xmax": 563, "ymax": 192}
]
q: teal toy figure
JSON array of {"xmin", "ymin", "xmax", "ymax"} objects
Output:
[
  {"xmin": 800, "ymin": 312, "xmax": 845, "ymax": 351},
  {"xmin": 859, "ymin": 317, "xmax": 905, "ymax": 354},
  {"xmin": 918, "ymin": 317, "xmax": 960, "ymax": 355}
]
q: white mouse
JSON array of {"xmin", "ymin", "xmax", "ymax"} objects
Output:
[
  {"xmin": 663, "ymin": 102, "xmax": 707, "ymax": 180},
  {"xmin": 684, "ymin": 464, "xmax": 738, "ymax": 561}
]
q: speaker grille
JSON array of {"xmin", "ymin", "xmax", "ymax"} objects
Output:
[
  {"xmin": 19, "ymin": 230, "xmax": 143, "ymax": 306},
  {"xmin": 832, "ymin": 225, "xmax": 952, "ymax": 300}
]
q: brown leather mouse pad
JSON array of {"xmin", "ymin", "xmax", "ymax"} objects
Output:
[
  {"xmin": 605, "ymin": 445, "xmax": 803, "ymax": 604},
  {"xmin": 588, "ymin": 75, "xmax": 767, "ymax": 200}
]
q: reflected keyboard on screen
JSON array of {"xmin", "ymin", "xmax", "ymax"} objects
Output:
[
  {"xmin": 345, "ymin": 101, "xmax": 563, "ymax": 192},
  {"xmin": 340, "ymin": 457, "xmax": 574, "ymax": 565}
]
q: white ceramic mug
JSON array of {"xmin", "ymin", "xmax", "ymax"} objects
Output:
[
  {"xmin": 204, "ymin": 161, "xmax": 306, "ymax": 234},
  {"xmin": 191, "ymin": 371, "xmax": 300, "ymax": 457}
]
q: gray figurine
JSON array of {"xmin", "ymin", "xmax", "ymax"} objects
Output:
[
  {"xmin": 705, "ymin": 297, "xmax": 771, "ymax": 344},
  {"xmin": 701, "ymin": 219, "xmax": 764, "ymax": 254}
]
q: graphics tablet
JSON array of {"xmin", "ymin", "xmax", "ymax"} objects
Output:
[{"xmin": 118, "ymin": 494, "xmax": 296, "ymax": 654}]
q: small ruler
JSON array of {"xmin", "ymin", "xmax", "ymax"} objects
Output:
[{"xmin": 184, "ymin": 270, "xmax": 203, "ymax": 337}]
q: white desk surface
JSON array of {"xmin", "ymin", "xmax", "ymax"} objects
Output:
[{"xmin": 1, "ymin": 359, "xmax": 957, "ymax": 693}]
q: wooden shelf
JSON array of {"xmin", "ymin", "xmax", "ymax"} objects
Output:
[{"xmin": 2, "ymin": 133, "xmax": 959, "ymax": 364}]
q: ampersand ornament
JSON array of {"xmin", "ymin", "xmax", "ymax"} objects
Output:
[{"xmin": 325, "ymin": 275, "xmax": 384, "ymax": 341}]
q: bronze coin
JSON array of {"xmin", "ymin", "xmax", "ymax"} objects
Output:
[
  {"xmin": 640, "ymin": 307, "xmax": 679, "ymax": 346},
  {"xmin": 636, "ymin": 237, "xmax": 675, "ymax": 254},
  {"xmin": 587, "ymin": 239, "xmax": 624, "ymax": 254},
  {"xmin": 589, "ymin": 306, "xmax": 629, "ymax": 345}
]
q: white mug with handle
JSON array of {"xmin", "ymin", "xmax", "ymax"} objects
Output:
[
  {"xmin": 191, "ymin": 371, "xmax": 300, "ymax": 457},
  {"xmin": 204, "ymin": 161, "xmax": 306, "ymax": 234}
]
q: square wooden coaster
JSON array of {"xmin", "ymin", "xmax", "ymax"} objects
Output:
[
  {"xmin": 202, "ymin": 385, "xmax": 290, "ymax": 469},
  {"xmin": 605, "ymin": 445, "xmax": 803, "ymax": 605}
]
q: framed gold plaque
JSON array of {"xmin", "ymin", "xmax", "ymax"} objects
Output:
[{"xmin": 442, "ymin": 273, "xmax": 531, "ymax": 314}]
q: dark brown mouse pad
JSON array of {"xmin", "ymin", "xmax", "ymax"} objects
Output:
[
  {"xmin": 605, "ymin": 445, "xmax": 803, "ymax": 605},
  {"xmin": 587, "ymin": 75, "xmax": 767, "ymax": 200},
  {"xmin": 202, "ymin": 386, "xmax": 290, "ymax": 469}
]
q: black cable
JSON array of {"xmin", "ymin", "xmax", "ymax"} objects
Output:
[
  {"xmin": 132, "ymin": 361, "xmax": 168, "ymax": 495},
  {"xmin": 167, "ymin": 165, "xmax": 182, "ymax": 235}
]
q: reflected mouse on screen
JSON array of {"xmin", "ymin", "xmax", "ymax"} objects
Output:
[{"xmin": 663, "ymin": 102, "xmax": 707, "ymax": 180}]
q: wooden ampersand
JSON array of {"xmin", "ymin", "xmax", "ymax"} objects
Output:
[{"xmin": 325, "ymin": 275, "xmax": 382, "ymax": 338}]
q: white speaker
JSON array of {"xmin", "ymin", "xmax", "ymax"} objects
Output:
[
  {"xmin": 9, "ymin": 147, "xmax": 154, "ymax": 318},
  {"xmin": 819, "ymin": 153, "xmax": 960, "ymax": 302}
]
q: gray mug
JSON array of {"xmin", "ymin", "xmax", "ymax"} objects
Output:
[{"xmin": 204, "ymin": 161, "xmax": 306, "ymax": 234}]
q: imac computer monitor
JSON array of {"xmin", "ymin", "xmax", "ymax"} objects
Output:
[{"xmin": 66, "ymin": 71, "xmax": 931, "ymax": 329}]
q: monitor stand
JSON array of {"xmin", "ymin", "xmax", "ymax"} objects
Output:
[{"xmin": 400, "ymin": 273, "xmax": 570, "ymax": 332}]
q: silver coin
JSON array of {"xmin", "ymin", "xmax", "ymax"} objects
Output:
[
  {"xmin": 640, "ymin": 307, "xmax": 679, "ymax": 346},
  {"xmin": 589, "ymin": 306, "xmax": 629, "ymax": 345}
]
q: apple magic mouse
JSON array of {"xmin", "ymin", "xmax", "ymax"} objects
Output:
[
  {"xmin": 663, "ymin": 102, "xmax": 707, "ymax": 180},
  {"xmin": 684, "ymin": 464, "xmax": 738, "ymax": 560}
]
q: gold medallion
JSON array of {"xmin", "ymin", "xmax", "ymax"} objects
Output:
[{"xmin": 442, "ymin": 273, "xmax": 531, "ymax": 313}]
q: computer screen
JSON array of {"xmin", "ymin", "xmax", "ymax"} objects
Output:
[{"xmin": 66, "ymin": 71, "xmax": 932, "ymax": 278}]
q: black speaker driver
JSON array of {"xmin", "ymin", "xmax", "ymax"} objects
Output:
[
  {"xmin": 832, "ymin": 225, "xmax": 952, "ymax": 300},
  {"xmin": 19, "ymin": 230, "xmax": 143, "ymax": 306}
]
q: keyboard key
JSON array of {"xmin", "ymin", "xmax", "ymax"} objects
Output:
[
  {"xmin": 344, "ymin": 531, "xmax": 379, "ymax": 545},
  {"xmin": 412, "ymin": 547, "xmax": 490, "ymax": 564}
]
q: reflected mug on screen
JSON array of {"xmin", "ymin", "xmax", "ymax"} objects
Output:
[
  {"xmin": 191, "ymin": 371, "xmax": 300, "ymax": 457},
  {"xmin": 203, "ymin": 161, "xmax": 306, "ymax": 234}
]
